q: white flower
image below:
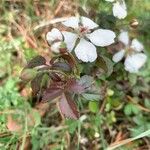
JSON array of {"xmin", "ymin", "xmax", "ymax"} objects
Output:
[
  {"xmin": 60, "ymin": 16, "xmax": 116, "ymax": 62},
  {"xmin": 112, "ymin": 31, "xmax": 147, "ymax": 73},
  {"xmin": 79, "ymin": 115, "xmax": 87, "ymax": 122},
  {"xmin": 79, "ymin": 136, "xmax": 88, "ymax": 144},
  {"xmin": 106, "ymin": 0, "xmax": 127, "ymax": 19},
  {"xmin": 46, "ymin": 28, "xmax": 63, "ymax": 53},
  {"xmin": 94, "ymin": 132, "xmax": 100, "ymax": 138},
  {"xmin": 105, "ymin": 0, "xmax": 114, "ymax": 2}
]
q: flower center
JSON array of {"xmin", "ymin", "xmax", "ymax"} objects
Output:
[
  {"xmin": 77, "ymin": 26, "xmax": 91, "ymax": 38},
  {"xmin": 125, "ymin": 47, "xmax": 135, "ymax": 56}
]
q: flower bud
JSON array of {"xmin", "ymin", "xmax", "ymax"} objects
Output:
[
  {"xmin": 20, "ymin": 68, "xmax": 37, "ymax": 81},
  {"xmin": 51, "ymin": 42, "xmax": 61, "ymax": 53},
  {"xmin": 107, "ymin": 89, "xmax": 114, "ymax": 96},
  {"xmin": 130, "ymin": 19, "xmax": 139, "ymax": 28},
  {"xmin": 51, "ymin": 41, "xmax": 67, "ymax": 53}
]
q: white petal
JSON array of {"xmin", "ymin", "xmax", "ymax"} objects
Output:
[
  {"xmin": 113, "ymin": 1, "xmax": 127, "ymax": 19},
  {"xmin": 131, "ymin": 39, "xmax": 144, "ymax": 52},
  {"xmin": 112, "ymin": 49, "xmax": 125, "ymax": 63},
  {"xmin": 62, "ymin": 31, "xmax": 78, "ymax": 51},
  {"xmin": 87, "ymin": 29, "xmax": 116, "ymax": 47},
  {"xmin": 105, "ymin": 0, "xmax": 114, "ymax": 2},
  {"xmin": 81, "ymin": 16, "xmax": 99, "ymax": 29},
  {"xmin": 124, "ymin": 53, "xmax": 147, "ymax": 73},
  {"xmin": 51, "ymin": 42, "xmax": 61, "ymax": 53},
  {"xmin": 46, "ymin": 28, "xmax": 62, "ymax": 44},
  {"xmin": 62, "ymin": 17, "xmax": 79, "ymax": 29},
  {"xmin": 118, "ymin": 31, "xmax": 129, "ymax": 46},
  {"xmin": 74, "ymin": 39, "xmax": 97, "ymax": 62}
]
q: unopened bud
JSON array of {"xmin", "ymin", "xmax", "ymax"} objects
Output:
[
  {"xmin": 51, "ymin": 42, "xmax": 61, "ymax": 53},
  {"xmin": 107, "ymin": 89, "xmax": 114, "ymax": 96},
  {"xmin": 20, "ymin": 68, "xmax": 37, "ymax": 81},
  {"xmin": 130, "ymin": 19, "xmax": 139, "ymax": 28},
  {"xmin": 51, "ymin": 41, "xmax": 67, "ymax": 53}
]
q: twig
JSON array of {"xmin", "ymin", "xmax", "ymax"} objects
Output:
[
  {"xmin": 99, "ymin": 97, "xmax": 107, "ymax": 113},
  {"xmin": 127, "ymin": 96, "xmax": 150, "ymax": 113},
  {"xmin": 54, "ymin": 0, "xmax": 66, "ymax": 16},
  {"xmin": 33, "ymin": 17, "xmax": 69, "ymax": 31}
]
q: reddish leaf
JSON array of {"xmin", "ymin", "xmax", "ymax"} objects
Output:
[
  {"xmin": 49, "ymin": 73, "xmax": 62, "ymax": 82},
  {"xmin": 50, "ymin": 54, "xmax": 75, "ymax": 69},
  {"xmin": 42, "ymin": 86, "xmax": 63, "ymax": 102},
  {"xmin": 61, "ymin": 54, "xmax": 75, "ymax": 69},
  {"xmin": 107, "ymin": 42, "xmax": 124, "ymax": 54},
  {"xmin": 49, "ymin": 56, "xmax": 58, "ymax": 65},
  {"xmin": 52, "ymin": 62, "xmax": 72, "ymax": 72},
  {"xmin": 31, "ymin": 73, "xmax": 44, "ymax": 96},
  {"xmin": 66, "ymin": 79, "xmax": 85, "ymax": 94},
  {"xmin": 59, "ymin": 93, "xmax": 79, "ymax": 119},
  {"xmin": 26, "ymin": 55, "xmax": 46, "ymax": 68}
]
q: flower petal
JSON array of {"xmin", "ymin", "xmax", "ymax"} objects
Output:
[
  {"xmin": 105, "ymin": 0, "xmax": 114, "ymax": 2},
  {"xmin": 46, "ymin": 28, "xmax": 62, "ymax": 44},
  {"xmin": 74, "ymin": 39, "xmax": 97, "ymax": 62},
  {"xmin": 87, "ymin": 29, "xmax": 116, "ymax": 47},
  {"xmin": 62, "ymin": 17, "xmax": 79, "ymax": 29},
  {"xmin": 81, "ymin": 16, "xmax": 99, "ymax": 29},
  {"xmin": 113, "ymin": 1, "xmax": 127, "ymax": 19},
  {"xmin": 118, "ymin": 31, "xmax": 129, "ymax": 46},
  {"xmin": 124, "ymin": 53, "xmax": 147, "ymax": 73},
  {"xmin": 112, "ymin": 49, "xmax": 125, "ymax": 63},
  {"xmin": 131, "ymin": 39, "xmax": 144, "ymax": 52},
  {"xmin": 51, "ymin": 42, "xmax": 61, "ymax": 53},
  {"xmin": 62, "ymin": 31, "xmax": 78, "ymax": 51}
]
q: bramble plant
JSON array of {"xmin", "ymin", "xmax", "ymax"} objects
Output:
[
  {"xmin": 0, "ymin": 0, "xmax": 150, "ymax": 149},
  {"xmin": 20, "ymin": 2, "xmax": 147, "ymax": 120}
]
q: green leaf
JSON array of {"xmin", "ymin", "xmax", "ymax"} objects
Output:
[
  {"xmin": 65, "ymin": 120, "xmax": 78, "ymax": 134},
  {"xmin": 82, "ymin": 93, "xmax": 100, "ymax": 101},
  {"xmin": 124, "ymin": 104, "xmax": 132, "ymax": 115},
  {"xmin": 32, "ymin": 110, "xmax": 41, "ymax": 127},
  {"xmin": 88, "ymin": 101, "xmax": 99, "ymax": 113},
  {"xmin": 128, "ymin": 73, "xmax": 137, "ymax": 86},
  {"xmin": 96, "ymin": 56, "xmax": 113, "ymax": 77},
  {"xmin": 132, "ymin": 105, "xmax": 140, "ymax": 114},
  {"xmin": 124, "ymin": 104, "xmax": 140, "ymax": 116},
  {"xmin": 144, "ymin": 98, "xmax": 150, "ymax": 109}
]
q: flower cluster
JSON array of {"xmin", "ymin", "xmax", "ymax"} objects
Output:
[
  {"xmin": 113, "ymin": 31, "xmax": 147, "ymax": 73},
  {"xmin": 46, "ymin": 16, "xmax": 147, "ymax": 73},
  {"xmin": 46, "ymin": 16, "xmax": 116, "ymax": 62}
]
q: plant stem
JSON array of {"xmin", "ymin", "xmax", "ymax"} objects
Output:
[
  {"xmin": 99, "ymin": 116, "xmax": 107, "ymax": 150},
  {"xmin": 20, "ymin": 110, "xmax": 28, "ymax": 150},
  {"xmin": 77, "ymin": 121, "xmax": 81, "ymax": 150}
]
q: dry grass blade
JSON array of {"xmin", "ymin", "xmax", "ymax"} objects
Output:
[
  {"xmin": 127, "ymin": 96, "xmax": 150, "ymax": 113},
  {"xmin": 107, "ymin": 129, "xmax": 150, "ymax": 150},
  {"xmin": 33, "ymin": 17, "xmax": 70, "ymax": 31}
]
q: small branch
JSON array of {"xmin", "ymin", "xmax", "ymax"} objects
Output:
[
  {"xmin": 33, "ymin": 17, "xmax": 69, "ymax": 31},
  {"xmin": 127, "ymin": 96, "xmax": 150, "ymax": 113},
  {"xmin": 99, "ymin": 97, "xmax": 107, "ymax": 113}
]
